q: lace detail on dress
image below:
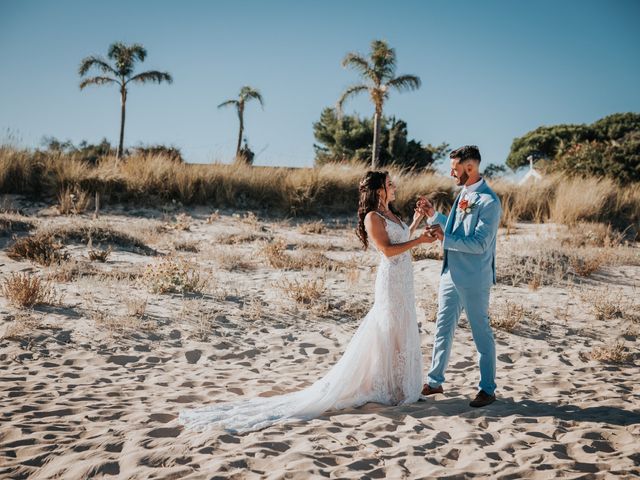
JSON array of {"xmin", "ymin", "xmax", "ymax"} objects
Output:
[{"xmin": 179, "ymin": 216, "xmax": 424, "ymax": 433}]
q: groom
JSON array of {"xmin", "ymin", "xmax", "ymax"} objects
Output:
[{"xmin": 419, "ymin": 145, "xmax": 501, "ymax": 407}]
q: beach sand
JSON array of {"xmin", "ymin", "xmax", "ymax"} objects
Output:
[{"xmin": 1, "ymin": 203, "xmax": 639, "ymax": 479}]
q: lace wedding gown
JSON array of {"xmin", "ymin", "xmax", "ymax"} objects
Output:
[{"xmin": 179, "ymin": 215, "xmax": 423, "ymax": 433}]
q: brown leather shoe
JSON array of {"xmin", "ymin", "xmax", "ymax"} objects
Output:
[
  {"xmin": 469, "ymin": 390, "xmax": 496, "ymax": 408},
  {"xmin": 421, "ymin": 384, "xmax": 444, "ymax": 396}
]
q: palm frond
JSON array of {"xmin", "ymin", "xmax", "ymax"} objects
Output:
[
  {"xmin": 341, "ymin": 53, "xmax": 373, "ymax": 79},
  {"xmin": 127, "ymin": 70, "xmax": 173, "ymax": 85},
  {"xmin": 79, "ymin": 76, "xmax": 118, "ymax": 90},
  {"xmin": 336, "ymin": 84, "xmax": 368, "ymax": 112},
  {"xmin": 218, "ymin": 99, "xmax": 239, "ymax": 109},
  {"xmin": 386, "ymin": 74, "xmax": 421, "ymax": 92},
  {"xmin": 239, "ymin": 86, "xmax": 264, "ymax": 108},
  {"xmin": 78, "ymin": 56, "xmax": 117, "ymax": 76},
  {"xmin": 128, "ymin": 43, "xmax": 147, "ymax": 62}
]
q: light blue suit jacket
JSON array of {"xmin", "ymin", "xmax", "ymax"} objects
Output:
[{"xmin": 429, "ymin": 181, "xmax": 501, "ymax": 289}]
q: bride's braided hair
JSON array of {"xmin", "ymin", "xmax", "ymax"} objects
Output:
[{"xmin": 356, "ymin": 170, "xmax": 401, "ymax": 249}]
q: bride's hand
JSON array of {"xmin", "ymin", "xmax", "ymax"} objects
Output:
[
  {"xmin": 413, "ymin": 207, "xmax": 424, "ymax": 224},
  {"xmin": 418, "ymin": 227, "xmax": 438, "ymax": 244}
]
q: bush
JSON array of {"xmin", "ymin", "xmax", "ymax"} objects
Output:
[
  {"xmin": 142, "ymin": 256, "xmax": 207, "ymax": 294},
  {"xmin": 7, "ymin": 235, "xmax": 69, "ymax": 266},
  {"xmin": 1, "ymin": 273, "xmax": 59, "ymax": 308},
  {"xmin": 506, "ymin": 112, "xmax": 640, "ymax": 182}
]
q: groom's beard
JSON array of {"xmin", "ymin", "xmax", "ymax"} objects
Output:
[{"xmin": 456, "ymin": 171, "xmax": 469, "ymax": 186}]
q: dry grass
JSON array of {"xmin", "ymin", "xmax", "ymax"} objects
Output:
[
  {"xmin": 584, "ymin": 290, "xmax": 640, "ymax": 323},
  {"xmin": 496, "ymin": 229, "xmax": 634, "ymax": 286},
  {"xmin": 277, "ymin": 277, "xmax": 326, "ymax": 305},
  {"xmin": 560, "ymin": 223, "xmax": 627, "ymax": 249},
  {"xmin": 489, "ymin": 300, "xmax": 526, "ymax": 333},
  {"xmin": 213, "ymin": 249, "xmax": 255, "ymax": 271},
  {"xmin": 260, "ymin": 239, "xmax": 335, "ymax": 270},
  {"xmin": 0, "ymin": 213, "xmax": 35, "ymax": 236},
  {"xmin": 1, "ymin": 273, "xmax": 60, "ymax": 308},
  {"xmin": 412, "ymin": 245, "xmax": 443, "ymax": 261},
  {"xmin": 125, "ymin": 296, "xmax": 147, "ymax": 318},
  {"xmin": 40, "ymin": 223, "xmax": 156, "ymax": 255},
  {"xmin": 590, "ymin": 342, "xmax": 632, "ymax": 363},
  {"xmin": 91, "ymin": 309, "xmax": 155, "ymax": 337},
  {"xmin": 142, "ymin": 255, "xmax": 208, "ymax": 294},
  {"xmin": 1, "ymin": 147, "xmax": 638, "ymax": 235},
  {"xmin": 298, "ymin": 220, "xmax": 326, "ymax": 234},
  {"xmin": 163, "ymin": 213, "xmax": 192, "ymax": 231},
  {"xmin": 1, "ymin": 312, "xmax": 40, "ymax": 342},
  {"xmin": 88, "ymin": 245, "xmax": 112, "ymax": 262},
  {"xmin": 242, "ymin": 297, "xmax": 266, "ymax": 321},
  {"xmin": 57, "ymin": 186, "xmax": 91, "ymax": 215},
  {"xmin": 569, "ymin": 251, "xmax": 607, "ymax": 277},
  {"xmin": 498, "ymin": 245, "xmax": 571, "ymax": 287},
  {"xmin": 174, "ymin": 240, "xmax": 199, "ymax": 252},
  {"xmin": 179, "ymin": 299, "xmax": 220, "ymax": 341},
  {"xmin": 46, "ymin": 260, "xmax": 96, "ymax": 282},
  {"xmin": 340, "ymin": 299, "xmax": 371, "ymax": 321},
  {"xmin": 206, "ymin": 210, "xmax": 221, "ymax": 223},
  {"xmin": 217, "ymin": 232, "xmax": 272, "ymax": 244},
  {"xmin": 493, "ymin": 174, "xmax": 640, "ymax": 236},
  {"xmin": 7, "ymin": 235, "xmax": 69, "ymax": 266}
]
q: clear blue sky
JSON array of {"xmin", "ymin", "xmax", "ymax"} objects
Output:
[{"xmin": 1, "ymin": 0, "xmax": 639, "ymax": 169}]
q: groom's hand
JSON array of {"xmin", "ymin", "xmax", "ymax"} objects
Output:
[
  {"xmin": 417, "ymin": 196, "xmax": 435, "ymax": 218},
  {"xmin": 428, "ymin": 224, "xmax": 444, "ymax": 241}
]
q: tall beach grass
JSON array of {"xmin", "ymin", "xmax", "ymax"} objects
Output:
[{"xmin": 1, "ymin": 146, "xmax": 638, "ymax": 236}]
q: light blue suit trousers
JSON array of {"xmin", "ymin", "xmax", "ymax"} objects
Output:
[{"xmin": 426, "ymin": 181, "xmax": 501, "ymax": 395}]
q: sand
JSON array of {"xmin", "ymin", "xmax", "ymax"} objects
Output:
[{"xmin": 1, "ymin": 201, "xmax": 639, "ymax": 479}]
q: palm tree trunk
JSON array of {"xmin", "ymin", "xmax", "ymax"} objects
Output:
[
  {"xmin": 236, "ymin": 106, "xmax": 244, "ymax": 159},
  {"xmin": 117, "ymin": 87, "xmax": 127, "ymax": 162},
  {"xmin": 372, "ymin": 109, "xmax": 382, "ymax": 169}
]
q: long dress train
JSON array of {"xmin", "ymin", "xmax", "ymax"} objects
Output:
[{"xmin": 178, "ymin": 216, "xmax": 423, "ymax": 433}]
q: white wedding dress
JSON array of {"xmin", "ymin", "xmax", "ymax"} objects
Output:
[{"xmin": 179, "ymin": 215, "xmax": 424, "ymax": 433}]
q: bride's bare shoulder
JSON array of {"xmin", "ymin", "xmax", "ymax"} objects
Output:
[{"xmin": 365, "ymin": 211, "xmax": 385, "ymax": 226}]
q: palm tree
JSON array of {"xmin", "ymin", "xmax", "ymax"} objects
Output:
[
  {"xmin": 79, "ymin": 42, "xmax": 173, "ymax": 161},
  {"xmin": 218, "ymin": 86, "xmax": 264, "ymax": 162},
  {"xmin": 338, "ymin": 40, "xmax": 421, "ymax": 168}
]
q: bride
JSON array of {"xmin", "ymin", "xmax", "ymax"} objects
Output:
[{"xmin": 179, "ymin": 170, "xmax": 438, "ymax": 433}]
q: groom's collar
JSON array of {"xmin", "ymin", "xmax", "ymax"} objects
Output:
[{"xmin": 461, "ymin": 177, "xmax": 485, "ymax": 196}]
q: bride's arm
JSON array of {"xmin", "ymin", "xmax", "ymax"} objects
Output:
[
  {"xmin": 408, "ymin": 208, "xmax": 425, "ymax": 235},
  {"xmin": 365, "ymin": 212, "xmax": 434, "ymax": 257}
]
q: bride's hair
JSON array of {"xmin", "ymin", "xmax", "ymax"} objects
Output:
[{"xmin": 356, "ymin": 170, "xmax": 401, "ymax": 249}]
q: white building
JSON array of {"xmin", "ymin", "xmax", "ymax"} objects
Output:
[{"xmin": 518, "ymin": 155, "xmax": 543, "ymax": 186}]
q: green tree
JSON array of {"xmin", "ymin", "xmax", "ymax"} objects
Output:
[
  {"xmin": 79, "ymin": 42, "xmax": 173, "ymax": 161},
  {"xmin": 41, "ymin": 136, "xmax": 114, "ymax": 164},
  {"xmin": 338, "ymin": 40, "xmax": 421, "ymax": 168},
  {"xmin": 313, "ymin": 107, "xmax": 447, "ymax": 170},
  {"xmin": 218, "ymin": 86, "xmax": 264, "ymax": 163},
  {"xmin": 483, "ymin": 163, "xmax": 507, "ymax": 179},
  {"xmin": 506, "ymin": 113, "xmax": 640, "ymax": 182}
]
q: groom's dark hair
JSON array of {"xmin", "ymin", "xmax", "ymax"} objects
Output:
[{"xmin": 450, "ymin": 145, "xmax": 481, "ymax": 163}]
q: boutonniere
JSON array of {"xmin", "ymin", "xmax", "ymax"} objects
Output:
[{"xmin": 457, "ymin": 197, "xmax": 479, "ymax": 217}]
